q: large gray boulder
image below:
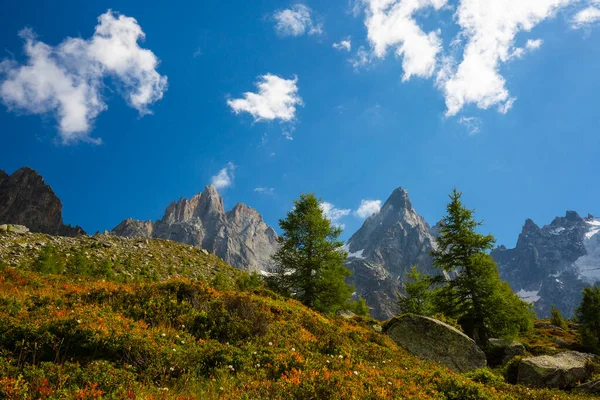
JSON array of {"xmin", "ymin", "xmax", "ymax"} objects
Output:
[
  {"xmin": 384, "ymin": 314, "xmax": 486, "ymax": 373},
  {"xmin": 517, "ymin": 351, "xmax": 599, "ymax": 389}
]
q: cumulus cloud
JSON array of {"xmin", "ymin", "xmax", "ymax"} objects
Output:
[
  {"xmin": 227, "ymin": 74, "xmax": 302, "ymax": 122},
  {"xmin": 354, "ymin": 200, "xmax": 382, "ymax": 219},
  {"xmin": 211, "ymin": 162, "xmax": 235, "ymax": 190},
  {"xmin": 572, "ymin": 6, "xmax": 600, "ymax": 28},
  {"xmin": 363, "ymin": 0, "xmax": 447, "ymax": 81},
  {"xmin": 254, "ymin": 187, "xmax": 275, "ymax": 195},
  {"xmin": 438, "ymin": 0, "xmax": 571, "ymax": 117},
  {"xmin": 357, "ymin": 0, "xmax": 595, "ymax": 119},
  {"xmin": 0, "ymin": 10, "xmax": 167, "ymax": 144},
  {"xmin": 320, "ymin": 201, "xmax": 351, "ymax": 228},
  {"xmin": 333, "ymin": 38, "xmax": 352, "ymax": 52},
  {"xmin": 273, "ymin": 4, "xmax": 323, "ymax": 37}
]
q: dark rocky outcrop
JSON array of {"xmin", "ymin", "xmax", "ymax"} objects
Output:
[
  {"xmin": 345, "ymin": 187, "xmax": 440, "ymax": 320},
  {"xmin": 487, "ymin": 338, "xmax": 526, "ymax": 366},
  {"xmin": 492, "ymin": 212, "xmax": 600, "ymax": 318},
  {"xmin": 384, "ymin": 314, "xmax": 486, "ymax": 373},
  {"xmin": 575, "ymin": 379, "xmax": 600, "ymax": 394},
  {"xmin": 0, "ymin": 167, "xmax": 85, "ymax": 237},
  {"xmin": 517, "ymin": 351, "xmax": 598, "ymax": 389},
  {"xmin": 111, "ymin": 185, "xmax": 278, "ymax": 272}
]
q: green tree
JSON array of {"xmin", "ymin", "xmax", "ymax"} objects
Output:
[
  {"xmin": 267, "ymin": 193, "xmax": 353, "ymax": 314},
  {"xmin": 34, "ymin": 244, "xmax": 63, "ymax": 274},
  {"xmin": 550, "ymin": 305, "xmax": 568, "ymax": 330},
  {"xmin": 397, "ymin": 266, "xmax": 440, "ymax": 316},
  {"xmin": 432, "ymin": 189, "xmax": 532, "ymax": 346},
  {"xmin": 575, "ymin": 285, "xmax": 600, "ymax": 354},
  {"xmin": 346, "ymin": 297, "xmax": 370, "ymax": 317}
]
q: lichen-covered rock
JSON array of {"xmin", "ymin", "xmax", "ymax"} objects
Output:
[
  {"xmin": 384, "ymin": 314, "xmax": 486, "ymax": 373},
  {"xmin": 488, "ymin": 338, "xmax": 526, "ymax": 366},
  {"xmin": 517, "ymin": 351, "xmax": 599, "ymax": 388}
]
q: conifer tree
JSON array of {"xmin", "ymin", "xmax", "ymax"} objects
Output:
[
  {"xmin": 575, "ymin": 285, "xmax": 600, "ymax": 354},
  {"xmin": 397, "ymin": 266, "xmax": 440, "ymax": 316},
  {"xmin": 432, "ymin": 189, "xmax": 532, "ymax": 346},
  {"xmin": 267, "ymin": 193, "xmax": 353, "ymax": 314}
]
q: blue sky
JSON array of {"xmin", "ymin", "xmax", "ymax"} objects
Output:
[{"xmin": 1, "ymin": 0, "xmax": 599, "ymax": 247}]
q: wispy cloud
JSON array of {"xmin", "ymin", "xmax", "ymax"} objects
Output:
[
  {"xmin": 273, "ymin": 4, "xmax": 323, "ymax": 37},
  {"xmin": 354, "ymin": 200, "xmax": 382, "ymax": 219},
  {"xmin": 228, "ymin": 74, "xmax": 302, "ymax": 122},
  {"xmin": 320, "ymin": 201, "xmax": 351, "ymax": 229},
  {"xmin": 572, "ymin": 6, "xmax": 600, "ymax": 28},
  {"xmin": 0, "ymin": 10, "xmax": 167, "ymax": 144},
  {"xmin": 333, "ymin": 37, "xmax": 352, "ymax": 52},
  {"xmin": 254, "ymin": 187, "xmax": 275, "ymax": 195},
  {"xmin": 458, "ymin": 116, "xmax": 482, "ymax": 135},
  {"xmin": 211, "ymin": 162, "xmax": 235, "ymax": 190}
]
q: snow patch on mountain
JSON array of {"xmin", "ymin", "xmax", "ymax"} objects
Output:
[
  {"xmin": 575, "ymin": 218, "xmax": 600, "ymax": 282},
  {"xmin": 517, "ymin": 289, "xmax": 540, "ymax": 303},
  {"xmin": 348, "ymin": 249, "xmax": 366, "ymax": 259}
]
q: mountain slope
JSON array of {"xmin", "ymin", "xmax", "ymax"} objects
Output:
[
  {"xmin": 345, "ymin": 187, "xmax": 439, "ymax": 320},
  {"xmin": 111, "ymin": 185, "xmax": 278, "ymax": 272},
  {"xmin": 0, "ymin": 167, "xmax": 85, "ymax": 237},
  {"xmin": 0, "ymin": 229, "xmax": 587, "ymax": 399},
  {"xmin": 492, "ymin": 212, "xmax": 600, "ymax": 318}
]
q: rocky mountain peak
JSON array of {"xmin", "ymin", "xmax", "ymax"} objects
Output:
[
  {"xmin": 0, "ymin": 167, "xmax": 85, "ymax": 237},
  {"xmin": 493, "ymin": 210, "xmax": 598, "ymax": 318},
  {"xmin": 196, "ymin": 185, "xmax": 225, "ymax": 218},
  {"xmin": 384, "ymin": 187, "xmax": 413, "ymax": 212},
  {"xmin": 345, "ymin": 186, "xmax": 438, "ymax": 320},
  {"xmin": 111, "ymin": 185, "xmax": 278, "ymax": 272}
]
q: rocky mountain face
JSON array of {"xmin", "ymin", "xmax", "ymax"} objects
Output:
[
  {"xmin": 345, "ymin": 187, "xmax": 439, "ymax": 320},
  {"xmin": 0, "ymin": 167, "xmax": 85, "ymax": 237},
  {"xmin": 492, "ymin": 212, "xmax": 600, "ymax": 318},
  {"xmin": 110, "ymin": 185, "xmax": 279, "ymax": 272}
]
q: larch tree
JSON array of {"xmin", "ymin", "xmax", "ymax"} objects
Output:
[
  {"xmin": 432, "ymin": 189, "xmax": 532, "ymax": 346},
  {"xmin": 267, "ymin": 193, "xmax": 353, "ymax": 314}
]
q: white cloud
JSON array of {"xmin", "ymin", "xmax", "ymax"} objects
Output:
[
  {"xmin": 526, "ymin": 39, "xmax": 544, "ymax": 50},
  {"xmin": 350, "ymin": 46, "xmax": 371, "ymax": 69},
  {"xmin": 273, "ymin": 4, "xmax": 323, "ymax": 37},
  {"xmin": 439, "ymin": 0, "xmax": 572, "ymax": 117},
  {"xmin": 333, "ymin": 38, "xmax": 352, "ymax": 52},
  {"xmin": 227, "ymin": 74, "xmax": 302, "ymax": 122},
  {"xmin": 211, "ymin": 162, "xmax": 235, "ymax": 190},
  {"xmin": 458, "ymin": 116, "xmax": 482, "ymax": 135},
  {"xmin": 362, "ymin": 0, "xmax": 448, "ymax": 81},
  {"xmin": 254, "ymin": 187, "xmax": 275, "ymax": 195},
  {"xmin": 572, "ymin": 7, "xmax": 600, "ymax": 28},
  {"xmin": 320, "ymin": 201, "xmax": 351, "ymax": 228},
  {"xmin": 354, "ymin": 200, "xmax": 382, "ymax": 219},
  {"xmin": 357, "ymin": 0, "xmax": 596, "ymax": 119},
  {"xmin": 0, "ymin": 10, "xmax": 167, "ymax": 144}
]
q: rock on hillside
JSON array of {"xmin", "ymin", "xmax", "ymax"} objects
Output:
[
  {"xmin": 0, "ymin": 167, "xmax": 84, "ymax": 237},
  {"xmin": 345, "ymin": 187, "xmax": 440, "ymax": 320},
  {"xmin": 384, "ymin": 314, "xmax": 487, "ymax": 373},
  {"xmin": 110, "ymin": 185, "xmax": 278, "ymax": 272},
  {"xmin": 492, "ymin": 212, "xmax": 600, "ymax": 318},
  {"xmin": 517, "ymin": 351, "xmax": 599, "ymax": 389}
]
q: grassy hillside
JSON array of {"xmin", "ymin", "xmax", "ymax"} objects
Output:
[{"xmin": 0, "ymin": 230, "xmax": 593, "ymax": 399}]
